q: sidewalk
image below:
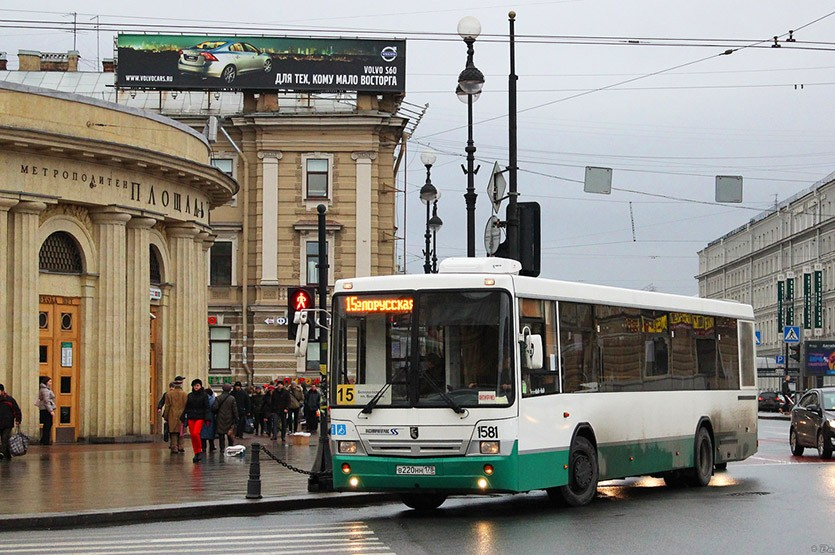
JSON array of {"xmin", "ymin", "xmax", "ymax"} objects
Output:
[{"xmin": 0, "ymin": 432, "xmax": 393, "ymax": 531}]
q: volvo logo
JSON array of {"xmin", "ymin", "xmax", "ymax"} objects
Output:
[
  {"xmin": 410, "ymin": 426, "xmax": 419, "ymax": 440},
  {"xmin": 381, "ymin": 46, "xmax": 398, "ymax": 62}
]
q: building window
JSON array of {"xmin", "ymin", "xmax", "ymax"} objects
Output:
[
  {"xmin": 150, "ymin": 246, "xmax": 162, "ymax": 285},
  {"xmin": 306, "ymin": 240, "xmax": 328, "ymax": 285},
  {"xmin": 39, "ymin": 232, "xmax": 83, "ymax": 274},
  {"xmin": 211, "ymin": 157, "xmax": 237, "ymax": 206},
  {"xmin": 304, "ymin": 157, "xmax": 330, "ymax": 199},
  {"xmin": 209, "ymin": 326, "xmax": 232, "ymax": 371},
  {"xmin": 210, "ymin": 241, "xmax": 233, "ymax": 286}
]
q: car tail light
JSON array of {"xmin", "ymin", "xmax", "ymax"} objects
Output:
[
  {"xmin": 758, "ymin": 396, "xmax": 763, "ymax": 401},
  {"xmin": 201, "ymin": 52, "xmax": 219, "ymax": 62},
  {"xmin": 177, "ymin": 49, "xmax": 183, "ymax": 55}
]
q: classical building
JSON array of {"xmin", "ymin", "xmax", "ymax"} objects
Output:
[
  {"xmin": 697, "ymin": 172, "xmax": 835, "ymax": 389},
  {"xmin": 0, "ymin": 79, "xmax": 236, "ymax": 442},
  {"xmin": 1, "ymin": 48, "xmax": 412, "ymax": 390}
]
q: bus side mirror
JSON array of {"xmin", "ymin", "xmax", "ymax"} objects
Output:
[
  {"xmin": 520, "ymin": 326, "xmax": 543, "ymax": 370},
  {"xmin": 294, "ymin": 311, "xmax": 309, "ymax": 358}
]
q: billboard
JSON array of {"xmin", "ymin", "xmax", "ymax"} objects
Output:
[
  {"xmin": 805, "ymin": 340, "xmax": 835, "ymax": 376},
  {"xmin": 116, "ymin": 34, "xmax": 405, "ymax": 93}
]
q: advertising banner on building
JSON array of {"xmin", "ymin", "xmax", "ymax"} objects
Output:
[
  {"xmin": 805, "ymin": 340, "xmax": 835, "ymax": 376},
  {"xmin": 116, "ymin": 34, "xmax": 406, "ymax": 93}
]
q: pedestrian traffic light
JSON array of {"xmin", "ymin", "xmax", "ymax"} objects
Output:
[
  {"xmin": 287, "ymin": 287, "xmax": 315, "ymax": 340},
  {"xmin": 788, "ymin": 344, "xmax": 801, "ymax": 362}
]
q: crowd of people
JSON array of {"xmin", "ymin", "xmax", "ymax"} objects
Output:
[{"xmin": 159, "ymin": 376, "xmax": 323, "ymax": 463}]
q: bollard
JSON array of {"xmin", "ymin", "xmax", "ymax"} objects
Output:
[{"xmin": 246, "ymin": 442, "xmax": 262, "ymax": 499}]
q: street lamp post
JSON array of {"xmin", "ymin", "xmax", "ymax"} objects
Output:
[
  {"xmin": 420, "ymin": 151, "xmax": 441, "ymax": 274},
  {"xmin": 431, "ymin": 194, "xmax": 442, "ymax": 273},
  {"xmin": 457, "ymin": 16, "xmax": 485, "ymax": 258}
]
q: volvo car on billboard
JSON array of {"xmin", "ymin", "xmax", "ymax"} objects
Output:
[{"xmin": 117, "ymin": 34, "xmax": 406, "ymax": 93}]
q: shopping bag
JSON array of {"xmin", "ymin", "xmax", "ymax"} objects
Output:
[
  {"xmin": 9, "ymin": 426, "xmax": 30, "ymax": 456},
  {"xmin": 244, "ymin": 416, "xmax": 255, "ymax": 434}
]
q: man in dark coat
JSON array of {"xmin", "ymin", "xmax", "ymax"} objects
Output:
[
  {"xmin": 304, "ymin": 384, "xmax": 322, "ymax": 433},
  {"xmin": 0, "ymin": 384, "xmax": 22, "ymax": 461},
  {"xmin": 214, "ymin": 384, "xmax": 239, "ymax": 449},
  {"xmin": 231, "ymin": 381, "xmax": 251, "ymax": 438},
  {"xmin": 269, "ymin": 382, "xmax": 291, "ymax": 442}
]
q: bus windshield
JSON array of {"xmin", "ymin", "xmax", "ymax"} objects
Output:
[{"xmin": 332, "ymin": 289, "xmax": 514, "ymax": 409}]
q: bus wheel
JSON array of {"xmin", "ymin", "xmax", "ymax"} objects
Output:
[
  {"xmin": 400, "ymin": 493, "xmax": 447, "ymax": 511},
  {"xmin": 684, "ymin": 427, "xmax": 714, "ymax": 487},
  {"xmin": 551, "ymin": 436, "xmax": 598, "ymax": 507}
]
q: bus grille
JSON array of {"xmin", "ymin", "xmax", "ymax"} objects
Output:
[{"xmin": 365, "ymin": 439, "xmax": 466, "ymax": 457}]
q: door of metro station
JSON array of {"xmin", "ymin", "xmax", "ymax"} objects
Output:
[{"xmin": 38, "ymin": 296, "xmax": 81, "ymax": 443}]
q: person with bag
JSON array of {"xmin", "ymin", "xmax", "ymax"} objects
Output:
[
  {"xmin": 200, "ymin": 388, "xmax": 218, "ymax": 454},
  {"xmin": 288, "ymin": 382, "xmax": 304, "ymax": 434},
  {"xmin": 231, "ymin": 381, "xmax": 250, "ymax": 439},
  {"xmin": 213, "ymin": 384, "xmax": 238, "ymax": 450},
  {"xmin": 182, "ymin": 379, "xmax": 211, "ymax": 463},
  {"xmin": 37, "ymin": 376, "xmax": 56, "ymax": 446},
  {"xmin": 0, "ymin": 383, "xmax": 23, "ymax": 461},
  {"xmin": 304, "ymin": 384, "xmax": 321, "ymax": 433},
  {"xmin": 162, "ymin": 380, "xmax": 187, "ymax": 454},
  {"xmin": 269, "ymin": 381, "xmax": 291, "ymax": 442}
]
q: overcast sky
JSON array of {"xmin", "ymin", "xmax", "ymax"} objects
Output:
[{"xmin": 4, "ymin": 1, "xmax": 835, "ymax": 295}]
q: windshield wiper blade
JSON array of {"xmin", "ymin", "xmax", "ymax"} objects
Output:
[
  {"xmin": 360, "ymin": 364, "xmax": 409, "ymax": 415},
  {"xmin": 420, "ymin": 367, "xmax": 466, "ymax": 414}
]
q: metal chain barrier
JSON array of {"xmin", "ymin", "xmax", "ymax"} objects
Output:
[{"xmin": 259, "ymin": 444, "xmax": 324, "ymax": 477}]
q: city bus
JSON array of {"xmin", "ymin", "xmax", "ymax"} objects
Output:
[{"xmin": 324, "ymin": 257, "xmax": 758, "ymax": 510}]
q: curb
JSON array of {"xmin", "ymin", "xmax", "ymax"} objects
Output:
[
  {"xmin": 2, "ymin": 492, "xmax": 398, "ymax": 531},
  {"xmin": 758, "ymin": 412, "xmax": 791, "ymax": 421}
]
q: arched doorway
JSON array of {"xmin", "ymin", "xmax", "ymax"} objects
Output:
[
  {"xmin": 38, "ymin": 231, "xmax": 83, "ymax": 443},
  {"xmin": 150, "ymin": 244, "xmax": 163, "ymax": 434}
]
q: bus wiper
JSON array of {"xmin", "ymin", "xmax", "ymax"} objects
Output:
[
  {"xmin": 360, "ymin": 364, "xmax": 409, "ymax": 415},
  {"xmin": 420, "ymin": 367, "xmax": 466, "ymax": 415}
]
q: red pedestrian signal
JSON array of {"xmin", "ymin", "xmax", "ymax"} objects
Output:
[{"xmin": 288, "ymin": 287, "xmax": 316, "ymax": 340}]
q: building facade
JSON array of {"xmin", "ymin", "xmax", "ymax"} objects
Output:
[
  {"xmin": 697, "ymin": 172, "xmax": 835, "ymax": 389},
  {"xmin": 1, "ymin": 48, "xmax": 410, "ymax": 390},
  {"xmin": 0, "ymin": 79, "xmax": 236, "ymax": 442}
]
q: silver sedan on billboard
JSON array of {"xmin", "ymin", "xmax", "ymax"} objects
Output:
[{"xmin": 177, "ymin": 41, "xmax": 273, "ymax": 84}]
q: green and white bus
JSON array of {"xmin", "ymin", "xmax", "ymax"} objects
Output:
[{"xmin": 326, "ymin": 257, "xmax": 757, "ymax": 510}]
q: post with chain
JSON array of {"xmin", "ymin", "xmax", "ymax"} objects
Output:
[{"xmin": 246, "ymin": 442, "xmax": 262, "ymax": 499}]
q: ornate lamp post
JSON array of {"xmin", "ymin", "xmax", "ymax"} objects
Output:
[
  {"xmin": 420, "ymin": 151, "xmax": 441, "ymax": 274},
  {"xmin": 457, "ymin": 16, "xmax": 485, "ymax": 257}
]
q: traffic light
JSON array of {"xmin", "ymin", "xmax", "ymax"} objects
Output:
[
  {"xmin": 518, "ymin": 202, "xmax": 540, "ymax": 277},
  {"xmin": 788, "ymin": 344, "xmax": 801, "ymax": 362},
  {"xmin": 287, "ymin": 287, "xmax": 315, "ymax": 340}
]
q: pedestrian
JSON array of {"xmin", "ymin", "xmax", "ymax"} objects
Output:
[
  {"xmin": 288, "ymin": 381, "xmax": 304, "ymax": 433},
  {"xmin": 0, "ymin": 384, "xmax": 22, "ymax": 461},
  {"xmin": 269, "ymin": 381, "xmax": 291, "ymax": 442},
  {"xmin": 250, "ymin": 386, "xmax": 267, "ymax": 436},
  {"xmin": 214, "ymin": 383, "xmax": 238, "ymax": 450},
  {"xmin": 37, "ymin": 376, "xmax": 56, "ymax": 445},
  {"xmin": 162, "ymin": 380, "xmax": 187, "ymax": 454},
  {"xmin": 781, "ymin": 375, "xmax": 794, "ymax": 414},
  {"xmin": 182, "ymin": 379, "xmax": 211, "ymax": 463},
  {"xmin": 231, "ymin": 381, "xmax": 250, "ymax": 438},
  {"xmin": 201, "ymin": 388, "xmax": 217, "ymax": 454},
  {"xmin": 304, "ymin": 384, "xmax": 321, "ymax": 433}
]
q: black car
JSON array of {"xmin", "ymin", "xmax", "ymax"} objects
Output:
[
  {"xmin": 758, "ymin": 391, "xmax": 785, "ymax": 412},
  {"xmin": 789, "ymin": 387, "xmax": 835, "ymax": 458}
]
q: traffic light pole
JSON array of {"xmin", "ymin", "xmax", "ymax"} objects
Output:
[{"xmin": 309, "ymin": 204, "xmax": 333, "ymax": 491}]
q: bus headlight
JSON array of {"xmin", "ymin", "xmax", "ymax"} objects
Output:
[
  {"xmin": 480, "ymin": 441, "xmax": 500, "ymax": 454},
  {"xmin": 338, "ymin": 441, "xmax": 358, "ymax": 454}
]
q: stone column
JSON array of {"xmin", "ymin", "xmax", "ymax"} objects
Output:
[
  {"xmin": 126, "ymin": 217, "xmax": 156, "ymax": 435},
  {"xmin": 197, "ymin": 231, "xmax": 214, "ymax": 381},
  {"xmin": 353, "ymin": 152, "xmax": 376, "ymax": 278},
  {"xmin": 89, "ymin": 208, "xmax": 131, "ymax": 438},
  {"xmin": 9, "ymin": 201, "xmax": 46, "ymax": 437},
  {"xmin": 167, "ymin": 224, "xmax": 200, "ymax": 379},
  {"xmin": 258, "ymin": 151, "xmax": 282, "ymax": 285},
  {"xmin": 0, "ymin": 198, "xmax": 19, "ymax": 397}
]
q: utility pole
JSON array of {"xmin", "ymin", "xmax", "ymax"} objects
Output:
[{"xmin": 506, "ymin": 11, "xmax": 520, "ymax": 262}]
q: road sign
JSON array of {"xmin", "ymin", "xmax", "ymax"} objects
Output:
[
  {"xmin": 486, "ymin": 162, "xmax": 507, "ymax": 213},
  {"xmin": 783, "ymin": 326, "xmax": 801, "ymax": 344},
  {"xmin": 755, "ymin": 331, "xmax": 761, "ymax": 346},
  {"xmin": 776, "ymin": 355, "xmax": 785, "ymax": 364}
]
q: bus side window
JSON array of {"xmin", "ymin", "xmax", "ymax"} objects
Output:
[{"xmin": 520, "ymin": 299, "xmax": 559, "ymax": 398}]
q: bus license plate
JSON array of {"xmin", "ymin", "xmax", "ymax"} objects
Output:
[{"xmin": 396, "ymin": 465, "xmax": 436, "ymax": 476}]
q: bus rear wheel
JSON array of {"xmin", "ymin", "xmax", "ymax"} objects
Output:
[
  {"xmin": 400, "ymin": 493, "xmax": 447, "ymax": 511},
  {"xmin": 684, "ymin": 427, "xmax": 714, "ymax": 487},
  {"xmin": 548, "ymin": 436, "xmax": 598, "ymax": 507}
]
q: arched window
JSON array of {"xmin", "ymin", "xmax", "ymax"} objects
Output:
[
  {"xmin": 150, "ymin": 245, "xmax": 162, "ymax": 285},
  {"xmin": 39, "ymin": 232, "xmax": 83, "ymax": 274}
]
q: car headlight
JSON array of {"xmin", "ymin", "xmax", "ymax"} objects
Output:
[
  {"xmin": 828, "ymin": 418, "xmax": 835, "ymax": 427},
  {"xmin": 338, "ymin": 441, "xmax": 358, "ymax": 454}
]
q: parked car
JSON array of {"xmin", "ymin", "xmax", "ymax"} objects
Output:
[
  {"xmin": 789, "ymin": 386, "xmax": 835, "ymax": 458},
  {"xmin": 757, "ymin": 391, "xmax": 785, "ymax": 412},
  {"xmin": 177, "ymin": 41, "xmax": 272, "ymax": 84}
]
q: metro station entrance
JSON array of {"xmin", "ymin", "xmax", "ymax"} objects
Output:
[{"xmin": 38, "ymin": 296, "xmax": 81, "ymax": 443}]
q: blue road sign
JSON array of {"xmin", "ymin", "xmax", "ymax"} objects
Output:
[
  {"xmin": 783, "ymin": 326, "xmax": 801, "ymax": 344},
  {"xmin": 755, "ymin": 331, "xmax": 762, "ymax": 346},
  {"xmin": 776, "ymin": 355, "xmax": 785, "ymax": 364}
]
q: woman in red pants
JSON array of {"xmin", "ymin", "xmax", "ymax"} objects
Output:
[{"xmin": 182, "ymin": 379, "xmax": 210, "ymax": 463}]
